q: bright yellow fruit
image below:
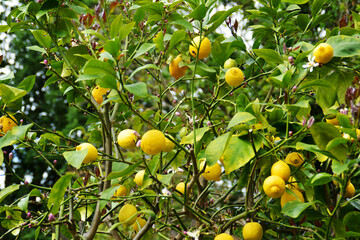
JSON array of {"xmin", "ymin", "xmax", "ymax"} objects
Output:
[
  {"xmin": 285, "ymin": 152, "xmax": 304, "ymax": 168},
  {"xmin": 117, "ymin": 129, "xmax": 137, "ymax": 149},
  {"xmin": 76, "ymin": 143, "xmax": 98, "ymax": 164},
  {"xmin": 271, "ymin": 161, "xmax": 291, "ymax": 181},
  {"xmin": 176, "ymin": 182, "xmax": 189, "ymax": 195},
  {"xmin": 280, "ymin": 189, "xmax": 304, "ymax": 208},
  {"xmin": 224, "ymin": 58, "xmax": 237, "ymax": 69},
  {"xmin": 219, "ymin": 155, "xmax": 224, "ymax": 164},
  {"xmin": 214, "ymin": 233, "xmax": 234, "ymax": 240},
  {"xmin": 163, "ymin": 136, "xmax": 175, "ymax": 152},
  {"xmin": 200, "ymin": 161, "xmax": 222, "ymax": 181},
  {"xmin": 118, "ymin": 204, "xmax": 137, "ymax": 225},
  {"xmin": 91, "ymin": 85, "xmax": 109, "ymax": 105},
  {"xmin": 287, "ymin": 176, "xmax": 303, "ymax": 192},
  {"xmin": 225, "ymin": 67, "xmax": 244, "ymax": 87},
  {"xmin": 169, "ymin": 55, "xmax": 188, "ymax": 79},
  {"xmin": 343, "ymin": 182, "xmax": 355, "ymax": 198},
  {"xmin": 189, "ymin": 36, "xmax": 211, "ymax": 60},
  {"xmin": 0, "ymin": 115, "xmax": 17, "ymax": 136},
  {"xmin": 132, "ymin": 217, "xmax": 146, "ymax": 232},
  {"xmin": 326, "ymin": 118, "xmax": 339, "ymax": 125},
  {"xmin": 114, "ymin": 185, "xmax": 127, "ymax": 197},
  {"xmin": 313, "ymin": 43, "xmax": 334, "ymax": 64},
  {"xmin": 141, "ymin": 130, "xmax": 166, "ymax": 155},
  {"xmin": 243, "ymin": 222, "xmax": 263, "ymax": 240},
  {"xmin": 263, "ymin": 175, "xmax": 286, "ymax": 198},
  {"xmin": 134, "ymin": 170, "xmax": 145, "ymax": 187}
]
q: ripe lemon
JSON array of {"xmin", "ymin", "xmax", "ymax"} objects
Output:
[
  {"xmin": 285, "ymin": 152, "xmax": 304, "ymax": 168},
  {"xmin": 313, "ymin": 43, "xmax": 334, "ymax": 64},
  {"xmin": 134, "ymin": 170, "xmax": 145, "ymax": 187},
  {"xmin": 287, "ymin": 176, "xmax": 303, "ymax": 192},
  {"xmin": 219, "ymin": 155, "xmax": 224, "ymax": 164},
  {"xmin": 117, "ymin": 129, "xmax": 137, "ymax": 149},
  {"xmin": 343, "ymin": 182, "xmax": 355, "ymax": 198},
  {"xmin": 225, "ymin": 67, "xmax": 244, "ymax": 87},
  {"xmin": 223, "ymin": 58, "xmax": 237, "ymax": 69},
  {"xmin": 200, "ymin": 161, "xmax": 221, "ymax": 181},
  {"xmin": 163, "ymin": 136, "xmax": 175, "ymax": 152},
  {"xmin": 263, "ymin": 175, "xmax": 286, "ymax": 198},
  {"xmin": 132, "ymin": 217, "xmax": 146, "ymax": 232},
  {"xmin": 214, "ymin": 233, "xmax": 234, "ymax": 240},
  {"xmin": 169, "ymin": 55, "xmax": 188, "ymax": 79},
  {"xmin": 326, "ymin": 117, "xmax": 339, "ymax": 125},
  {"xmin": 176, "ymin": 182, "xmax": 189, "ymax": 195},
  {"xmin": 141, "ymin": 130, "xmax": 166, "ymax": 155},
  {"xmin": 76, "ymin": 143, "xmax": 98, "ymax": 164},
  {"xmin": 114, "ymin": 185, "xmax": 127, "ymax": 197},
  {"xmin": 271, "ymin": 161, "xmax": 291, "ymax": 181},
  {"xmin": 243, "ymin": 222, "xmax": 263, "ymax": 240},
  {"xmin": 91, "ymin": 85, "xmax": 109, "ymax": 105},
  {"xmin": 280, "ymin": 189, "xmax": 304, "ymax": 208},
  {"xmin": 118, "ymin": 204, "xmax": 137, "ymax": 225},
  {"xmin": 0, "ymin": 115, "xmax": 17, "ymax": 136},
  {"xmin": 189, "ymin": 36, "xmax": 211, "ymax": 60}
]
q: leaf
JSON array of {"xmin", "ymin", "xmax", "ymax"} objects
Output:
[
  {"xmin": 17, "ymin": 189, "xmax": 41, "ymax": 212},
  {"xmin": 0, "ymin": 25, "xmax": 10, "ymax": 32},
  {"xmin": 83, "ymin": 59, "xmax": 117, "ymax": 79},
  {"xmin": 253, "ymin": 49, "xmax": 283, "ymax": 64},
  {"xmin": 205, "ymin": 132, "xmax": 232, "ymax": 166},
  {"xmin": 312, "ymin": 0, "xmax": 329, "ymax": 16},
  {"xmin": 326, "ymin": 138, "xmax": 349, "ymax": 151},
  {"xmin": 327, "ymin": 35, "xmax": 360, "ymax": 57},
  {"xmin": 30, "ymin": 30, "xmax": 52, "ymax": 48},
  {"xmin": 133, "ymin": 43, "xmax": 156, "ymax": 58},
  {"xmin": 110, "ymin": 14, "xmax": 123, "ymax": 38},
  {"xmin": 18, "ymin": 75, "xmax": 35, "ymax": 92},
  {"xmin": 205, "ymin": 6, "xmax": 242, "ymax": 35},
  {"xmin": 0, "ymin": 124, "xmax": 33, "ymax": 148},
  {"xmin": 106, "ymin": 161, "xmax": 142, "ymax": 180},
  {"xmin": 124, "ymin": 82, "xmax": 148, "ymax": 98},
  {"xmin": 310, "ymin": 172, "xmax": 333, "ymax": 186},
  {"xmin": 0, "ymin": 184, "xmax": 20, "ymax": 203},
  {"xmin": 0, "ymin": 72, "xmax": 15, "ymax": 81},
  {"xmin": 297, "ymin": 79, "xmax": 331, "ymax": 91},
  {"xmin": 337, "ymin": 114, "xmax": 352, "ymax": 128},
  {"xmin": 168, "ymin": 30, "xmax": 186, "ymax": 53},
  {"xmin": 99, "ymin": 185, "xmax": 119, "ymax": 211},
  {"xmin": 332, "ymin": 160, "xmax": 352, "ymax": 175},
  {"xmin": 228, "ymin": 112, "xmax": 256, "ymax": 128},
  {"xmin": 188, "ymin": 3, "xmax": 207, "ymax": 21},
  {"xmin": 40, "ymin": 133, "xmax": 61, "ymax": 145},
  {"xmin": 295, "ymin": 142, "xmax": 330, "ymax": 162},
  {"xmin": 119, "ymin": 22, "xmax": 135, "ymax": 41},
  {"xmin": 0, "ymin": 84, "xmax": 27, "ymax": 104},
  {"xmin": 180, "ymin": 127, "xmax": 209, "ymax": 144},
  {"xmin": 0, "ymin": 151, "xmax": 3, "ymax": 166},
  {"xmin": 281, "ymin": 0, "xmax": 308, "ymax": 4},
  {"xmin": 63, "ymin": 149, "xmax": 88, "ymax": 169},
  {"xmin": 281, "ymin": 201, "xmax": 314, "ymax": 218},
  {"xmin": 47, "ymin": 174, "xmax": 73, "ymax": 214},
  {"xmin": 157, "ymin": 174, "xmax": 174, "ymax": 185},
  {"xmin": 153, "ymin": 31, "xmax": 164, "ymax": 51},
  {"xmin": 129, "ymin": 64, "xmax": 160, "ymax": 79}
]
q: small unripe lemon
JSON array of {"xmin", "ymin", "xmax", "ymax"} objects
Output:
[
  {"xmin": 141, "ymin": 130, "xmax": 166, "ymax": 155},
  {"xmin": 163, "ymin": 136, "xmax": 175, "ymax": 152},
  {"xmin": 169, "ymin": 55, "xmax": 188, "ymax": 79},
  {"xmin": 343, "ymin": 182, "xmax": 355, "ymax": 198},
  {"xmin": 214, "ymin": 233, "xmax": 234, "ymax": 240},
  {"xmin": 132, "ymin": 217, "xmax": 146, "ymax": 232},
  {"xmin": 263, "ymin": 175, "xmax": 286, "ymax": 198},
  {"xmin": 313, "ymin": 43, "xmax": 334, "ymax": 64},
  {"xmin": 200, "ymin": 161, "xmax": 222, "ymax": 181},
  {"xmin": 224, "ymin": 58, "xmax": 237, "ymax": 69},
  {"xmin": 280, "ymin": 189, "xmax": 304, "ymax": 208},
  {"xmin": 76, "ymin": 143, "xmax": 98, "ymax": 164},
  {"xmin": 91, "ymin": 85, "xmax": 109, "ymax": 105},
  {"xmin": 134, "ymin": 170, "xmax": 145, "ymax": 187},
  {"xmin": 114, "ymin": 185, "xmax": 127, "ymax": 197},
  {"xmin": 117, "ymin": 129, "xmax": 137, "ymax": 149},
  {"xmin": 271, "ymin": 161, "xmax": 291, "ymax": 181},
  {"xmin": 118, "ymin": 204, "xmax": 137, "ymax": 225},
  {"xmin": 285, "ymin": 152, "xmax": 304, "ymax": 168},
  {"xmin": 243, "ymin": 222, "xmax": 263, "ymax": 240},
  {"xmin": 225, "ymin": 67, "xmax": 244, "ymax": 87},
  {"xmin": 189, "ymin": 36, "xmax": 211, "ymax": 60}
]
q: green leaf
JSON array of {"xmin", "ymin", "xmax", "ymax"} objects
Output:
[
  {"xmin": 222, "ymin": 36, "xmax": 247, "ymax": 52},
  {"xmin": 312, "ymin": 0, "xmax": 329, "ymax": 16},
  {"xmin": 119, "ymin": 22, "xmax": 135, "ymax": 41},
  {"xmin": 18, "ymin": 75, "xmax": 35, "ymax": 92},
  {"xmin": 0, "ymin": 72, "xmax": 15, "ymax": 81},
  {"xmin": 0, "ymin": 124, "xmax": 33, "ymax": 148},
  {"xmin": 129, "ymin": 64, "xmax": 160, "ymax": 79},
  {"xmin": 40, "ymin": 133, "xmax": 61, "ymax": 145},
  {"xmin": 99, "ymin": 185, "xmax": 119, "ymax": 211},
  {"xmin": 310, "ymin": 172, "xmax": 333, "ymax": 186},
  {"xmin": 18, "ymin": 189, "xmax": 41, "ymax": 212},
  {"xmin": 332, "ymin": 160, "xmax": 352, "ymax": 175},
  {"xmin": 106, "ymin": 161, "xmax": 142, "ymax": 180},
  {"xmin": 205, "ymin": 6, "xmax": 242, "ymax": 35},
  {"xmin": 297, "ymin": 79, "xmax": 331, "ymax": 91},
  {"xmin": 0, "ymin": 184, "xmax": 20, "ymax": 203},
  {"xmin": 153, "ymin": 31, "xmax": 164, "ymax": 51},
  {"xmin": 337, "ymin": 114, "xmax": 352, "ymax": 128},
  {"xmin": 133, "ymin": 43, "xmax": 156, "ymax": 58},
  {"xmin": 205, "ymin": 132, "xmax": 232, "ymax": 166},
  {"xmin": 326, "ymin": 137, "xmax": 349, "ymax": 151},
  {"xmin": 168, "ymin": 30, "xmax": 186, "ymax": 53},
  {"xmin": 296, "ymin": 142, "xmax": 331, "ymax": 162},
  {"xmin": 180, "ymin": 127, "xmax": 209, "ymax": 144},
  {"xmin": 0, "ymin": 84, "xmax": 27, "ymax": 104},
  {"xmin": 157, "ymin": 174, "xmax": 174, "ymax": 185},
  {"xmin": 0, "ymin": 25, "xmax": 10, "ymax": 32},
  {"xmin": 47, "ymin": 174, "xmax": 73, "ymax": 214},
  {"xmin": 83, "ymin": 59, "xmax": 117, "ymax": 79},
  {"xmin": 228, "ymin": 112, "xmax": 256, "ymax": 128},
  {"xmin": 281, "ymin": 0, "xmax": 308, "ymax": 4},
  {"xmin": 253, "ymin": 49, "xmax": 283, "ymax": 64},
  {"xmin": 30, "ymin": 30, "xmax": 52, "ymax": 48},
  {"xmin": 124, "ymin": 82, "xmax": 148, "ymax": 98},
  {"xmin": 188, "ymin": 3, "xmax": 207, "ymax": 20},
  {"xmin": 281, "ymin": 201, "xmax": 313, "ymax": 218},
  {"xmin": 327, "ymin": 35, "xmax": 360, "ymax": 57},
  {"xmin": 0, "ymin": 151, "xmax": 3, "ymax": 166},
  {"xmin": 63, "ymin": 149, "xmax": 88, "ymax": 169},
  {"xmin": 110, "ymin": 14, "xmax": 123, "ymax": 38}
]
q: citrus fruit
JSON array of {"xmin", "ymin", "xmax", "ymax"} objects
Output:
[
  {"xmin": 117, "ymin": 129, "xmax": 137, "ymax": 149},
  {"xmin": 163, "ymin": 136, "xmax": 175, "ymax": 152},
  {"xmin": 76, "ymin": 143, "xmax": 98, "ymax": 164},
  {"xmin": 243, "ymin": 222, "xmax": 263, "ymax": 240},
  {"xmin": 225, "ymin": 67, "xmax": 244, "ymax": 87},
  {"xmin": 132, "ymin": 217, "xmax": 146, "ymax": 232},
  {"xmin": 343, "ymin": 182, "xmax": 355, "ymax": 198},
  {"xmin": 287, "ymin": 176, "xmax": 302, "ymax": 192},
  {"xmin": 219, "ymin": 155, "xmax": 224, "ymax": 164},
  {"xmin": 224, "ymin": 58, "xmax": 237, "ymax": 69},
  {"xmin": 280, "ymin": 189, "xmax": 304, "ymax": 207},
  {"xmin": 214, "ymin": 233, "xmax": 234, "ymax": 240},
  {"xmin": 0, "ymin": 115, "xmax": 17, "ymax": 136},
  {"xmin": 175, "ymin": 182, "xmax": 189, "ymax": 195},
  {"xmin": 263, "ymin": 175, "xmax": 286, "ymax": 198},
  {"xmin": 169, "ymin": 55, "xmax": 188, "ymax": 79},
  {"xmin": 118, "ymin": 204, "xmax": 137, "ymax": 225},
  {"xmin": 141, "ymin": 129, "xmax": 166, "ymax": 155},
  {"xmin": 200, "ymin": 161, "xmax": 221, "ymax": 181},
  {"xmin": 271, "ymin": 160, "xmax": 291, "ymax": 181},
  {"xmin": 134, "ymin": 170, "xmax": 145, "ymax": 187},
  {"xmin": 91, "ymin": 85, "xmax": 109, "ymax": 105},
  {"xmin": 313, "ymin": 43, "xmax": 334, "ymax": 64},
  {"xmin": 189, "ymin": 36, "xmax": 211, "ymax": 60},
  {"xmin": 285, "ymin": 152, "xmax": 304, "ymax": 168},
  {"xmin": 114, "ymin": 185, "xmax": 127, "ymax": 197},
  {"xmin": 326, "ymin": 117, "xmax": 339, "ymax": 125}
]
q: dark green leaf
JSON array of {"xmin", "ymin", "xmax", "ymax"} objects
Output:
[
  {"xmin": 337, "ymin": 114, "xmax": 352, "ymax": 128},
  {"xmin": 106, "ymin": 161, "xmax": 142, "ymax": 180},
  {"xmin": 253, "ymin": 49, "xmax": 283, "ymax": 64},
  {"xmin": 48, "ymin": 174, "xmax": 73, "ymax": 214},
  {"xmin": 312, "ymin": 0, "xmax": 329, "ymax": 16},
  {"xmin": 281, "ymin": 201, "xmax": 314, "ymax": 218},
  {"xmin": 124, "ymin": 82, "xmax": 148, "ymax": 98},
  {"xmin": 83, "ymin": 59, "xmax": 117, "ymax": 79},
  {"xmin": 205, "ymin": 132, "xmax": 232, "ymax": 166},
  {"xmin": 31, "ymin": 30, "xmax": 52, "ymax": 48},
  {"xmin": 129, "ymin": 64, "xmax": 160, "ymax": 79},
  {"xmin": 133, "ymin": 43, "xmax": 156, "ymax": 58},
  {"xmin": 205, "ymin": 6, "xmax": 242, "ymax": 35},
  {"xmin": 310, "ymin": 172, "xmax": 333, "ymax": 186},
  {"xmin": 188, "ymin": 4, "xmax": 207, "ymax": 21},
  {"xmin": 326, "ymin": 137, "xmax": 349, "ymax": 151},
  {"xmin": 281, "ymin": 0, "xmax": 308, "ymax": 4},
  {"xmin": 168, "ymin": 30, "xmax": 186, "ymax": 53}
]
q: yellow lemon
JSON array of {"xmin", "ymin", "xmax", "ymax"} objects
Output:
[
  {"xmin": 343, "ymin": 182, "xmax": 355, "ymax": 198},
  {"xmin": 91, "ymin": 85, "xmax": 109, "ymax": 105},
  {"xmin": 243, "ymin": 222, "xmax": 263, "ymax": 240},
  {"xmin": 114, "ymin": 185, "xmax": 127, "ymax": 197},
  {"xmin": 263, "ymin": 175, "xmax": 286, "ymax": 198},
  {"xmin": 176, "ymin": 182, "xmax": 190, "ymax": 195},
  {"xmin": 163, "ymin": 136, "xmax": 175, "ymax": 152},
  {"xmin": 271, "ymin": 161, "xmax": 291, "ymax": 181},
  {"xmin": 287, "ymin": 176, "xmax": 303, "ymax": 192},
  {"xmin": 280, "ymin": 189, "xmax": 304, "ymax": 208},
  {"xmin": 223, "ymin": 58, "xmax": 237, "ymax": 69},
  {"xmin": 141, "ymin": 130, "xmax": 166, "ymax": 155},
  {"xmin": 169, "ymin": 55, "xmax": 188, "ymax": 79},
  {"xmin": 134, "ymin": 170, "xmax": 145, "ymax": 187},
  {"xmin": 326, "ymin": 118, "xmax": 339, "ymax": 125},
  {"xmin": 0, "ymin": 115, "xmax": 17, "ymax": 136},
  {"xmin": 219, "ymin": 155, "xmax": 224, "ymax": 164},
  {"xmin": 225, "ymin": 67, "xmax": 244, "ymax": 87},
  {"xmin": 189, "ymin": 36, "xmax": 211, "ymax": 60},
  {"xmin": 285, "ymin": 152, "xmax": 304, "ymax": 168},
  {"xmin": 214, "ymin": 233, "xmax": 234, "ymax": 240},
  {"xmin": 118, "ymin": 204, "xmax": 137, "ymax": 225},
  {"xmin": 117, "ymin": 129, "xmax": 137, "ymax": 149},
  {"xmin": 132, "ymin": 217, "xmax": 146, "ymax": 232},
  {"xmin": 200, "ymin": 161, "xmax": 222, "ymax": 181},
  {"xmin": 76, "ymin": 143, "xmax": 98, "ymax": 164},
  {"xmin": 313, "ymin": 43, "xmax": 334, "ymax": 64}
]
